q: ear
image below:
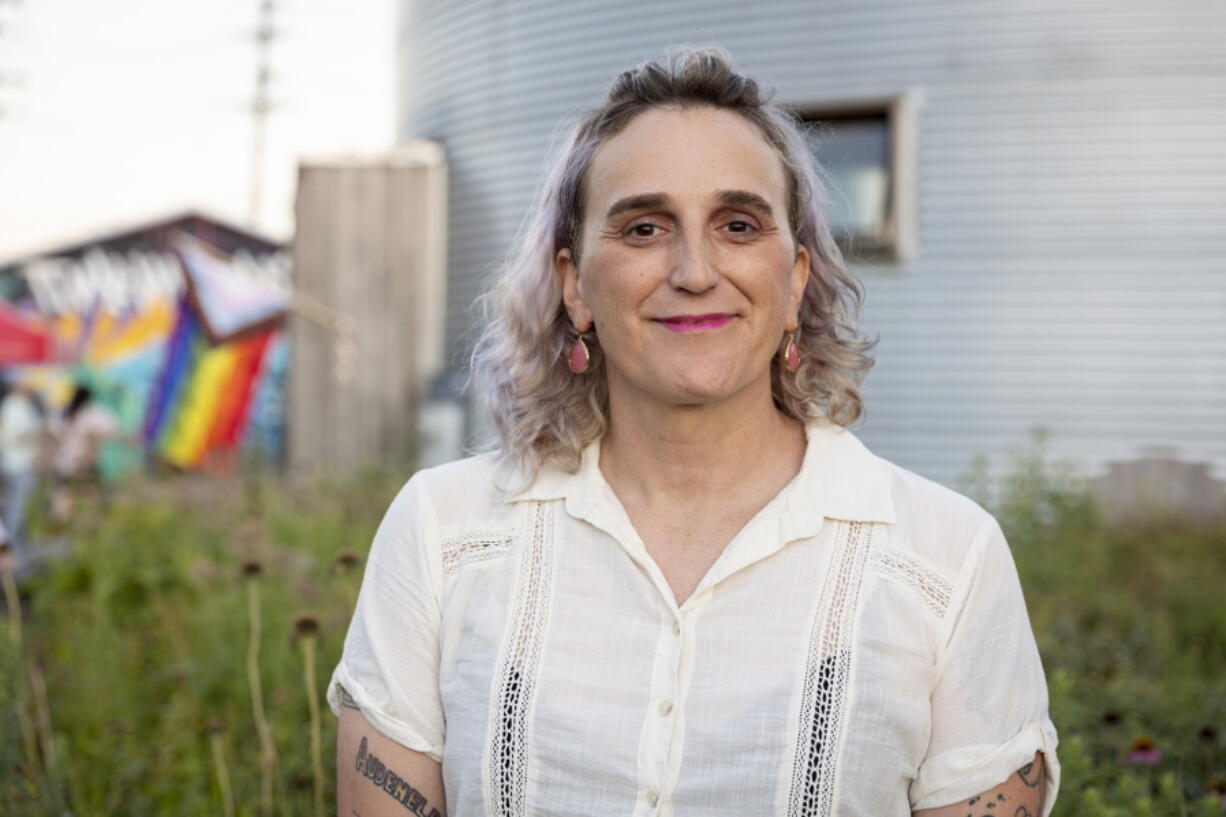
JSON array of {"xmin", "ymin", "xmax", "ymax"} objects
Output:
[
  {"xmin": 556, "ymin": 247, "xmax": 594, "ymax": 333},
  {"xmin": 787, "ymin": 242, "xmax": 811, "ymax": 332}
]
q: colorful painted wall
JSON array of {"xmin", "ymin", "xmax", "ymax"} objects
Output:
[{"xmin": 0, "ymin": 213, "xmax": 291, "ymax": 478}]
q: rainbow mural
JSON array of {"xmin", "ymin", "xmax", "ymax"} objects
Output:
[
  {"xmin": 141, "ymin": 296, "xmax": 281, "ymax": 468},
  {"xmin": 0, "ymin": 213, "xmax": 291, "ymax": 477}
]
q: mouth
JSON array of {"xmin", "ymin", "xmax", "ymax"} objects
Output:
[{"xmin": 653, "ymin": 313, "xmax": 735, "ymax": 332}]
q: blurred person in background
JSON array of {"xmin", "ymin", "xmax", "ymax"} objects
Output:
[
  {"xmin": 327, "ymin": 47, "xmax": 1059, "ymax": 817},
  {"xmin": 0, "ymin": 378, "xmax": 45, "ymax": 566},
  {"xmin": 50, "ymin": 383, "xmax": 121, "ymax": 522}
]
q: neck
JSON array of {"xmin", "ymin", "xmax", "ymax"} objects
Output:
[{"xmin": 599, "ymin": 372, "xmax": 807, "ymax": 510}]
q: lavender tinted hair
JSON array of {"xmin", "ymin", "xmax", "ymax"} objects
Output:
[{"xmin": 470, "ymin": 45, "xmax": 876, "ymax": 478}]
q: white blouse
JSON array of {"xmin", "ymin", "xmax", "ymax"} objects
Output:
[{"xmin": 327, "ymin": 421, "xmax": 1061, "ymax": 816}]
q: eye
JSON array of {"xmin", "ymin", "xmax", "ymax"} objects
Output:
[
  {"xmin": 625, "ymin": 222, "xmax": 663, "ymax": 240},
  {"xmin": 723, "ymin": 219, "xmax": 759, "ymax": 238}
]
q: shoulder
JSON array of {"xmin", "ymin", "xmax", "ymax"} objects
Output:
[
  {"xmin": 871, "ymin": 451, "xmax": 999, "ymax": 581},
  {"xmin": 393, "ymin": 450, "xmax": 520, "ymax": 533}
]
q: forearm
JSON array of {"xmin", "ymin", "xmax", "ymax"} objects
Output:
[
  {"xmin": 336, "ymin": 685, "xmax": 448, "ymax": 817},
  {"xmin": 913, "ymin": 750, "xmax": 1046, "ymax": 817}
]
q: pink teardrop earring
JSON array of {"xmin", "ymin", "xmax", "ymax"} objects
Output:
[
  {"xmin": 781, "ymin": 329, "xmax": 801, "ymax": 373},
  {"xmin": 568, "ymin": 334, "xmax": 591, "ymax": 374}
]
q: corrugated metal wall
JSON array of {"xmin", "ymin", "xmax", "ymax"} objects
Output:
[{"xmin": 398, "ymin": 0, "xmax": 1226, "ymax": 488}]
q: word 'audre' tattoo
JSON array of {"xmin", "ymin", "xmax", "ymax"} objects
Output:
[{"xmin": 355, "ymin": 736, "xmax": 441, "ymax": 817}]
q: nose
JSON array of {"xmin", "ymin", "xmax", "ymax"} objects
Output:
[{"xmin": 667, "ymin": 230, "xmax": 720, "ymax": 294}]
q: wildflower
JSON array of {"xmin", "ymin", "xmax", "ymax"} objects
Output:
[
  {"xmin": 1200, "ymin": 725, "xmax": 1218, "ymax": 744},
  {"xmin": 206, "ymin": 718, "xmax": 236, "ymax": 817},
  {"xmin": 1102, "ymin": 711, "xmax": 1121, "ymax": 728},
  {"xmin": 294, "ymin": 612, "xmax": 320, "ymax": 637},
  {"xmin": 335, "ymin": 549, "xmax": 361, "ymax": 571},
  {"xmin": 242, "ymin": 558, "xmax": 274, "ymax": 817},
  {"xmin": 296, "ymin": 610, "xmax": 325, "ymax": 817},
  {"xmin": 1128, "ymin": 735, "xmax": 1162, "ymax": 766},
  {"xmin": 1208, "ymin": 777, "xmax": 1226, "ymax": 806}
]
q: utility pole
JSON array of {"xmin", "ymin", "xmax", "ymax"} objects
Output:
[{"xmin": 248, "ymin": 0, "xmax": 278, "ymax": 230}]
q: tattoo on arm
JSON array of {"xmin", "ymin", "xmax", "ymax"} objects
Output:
[
  {"xmin": 339, "ymin": 685, "xmax": 361, "ymax": 711},
  {"xmin": 354, "ymin": 735, "xmax": 443, "ymax": 817},
  {"xmin": 964, "ymin": 792, "xmax": 1012, "ymax": 815},
  {"xmin": 952, "ymin": 756, "xmax": 1043, "ymax": 817}
]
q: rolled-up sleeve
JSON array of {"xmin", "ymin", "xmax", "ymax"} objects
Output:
[
  {"xmin": 325, "ymin": 472, "xmax": 446, "ymax": 763},
  {"xmin": 909, "ymin": 516, "xmax": 1061, "ymax": 814}
]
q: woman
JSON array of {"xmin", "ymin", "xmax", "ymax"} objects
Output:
[
  {"xmin": 328, "ymin": 46, "xmax": 1059, "ymax": 816},
  {"xmin": 50, "ymin": 384, "xmax": 120, "ymax": 522}
]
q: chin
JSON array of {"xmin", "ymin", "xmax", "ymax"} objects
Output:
[
  {"xmin": 655, "ymin": 368, "xmax": 750, "ymax": 405},
  {"xmin": 613, "ymin": 354, "xmax": 764, "ymax": 407}
]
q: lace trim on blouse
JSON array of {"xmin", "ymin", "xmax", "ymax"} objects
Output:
[
  {"xmin": 485, "ymin": 501, "xmax": 556, "ymax": 817},
  {"xmin": 441, "ymin": 529, "xmax": 515, "ymax": 578},
  {"xmin": 787, "ymin": 520, "xmax": 875, "ymax": 817},
  {"xmin": 868, "ymin": 545, "xmax": 954, "ymax": 618}
]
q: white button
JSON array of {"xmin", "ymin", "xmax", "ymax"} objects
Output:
[
  {"xmin": 658, "ymin": 700, "xmax": 673, "ymax": 716},
  {"xmin": 671, "ymin": 621, "xmax": 681, "ymax": 636},
  {"xmin": 647, "ymin": 789, "xmax": 660, "ymax": 807}
]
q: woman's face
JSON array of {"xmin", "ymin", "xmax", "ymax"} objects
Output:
[{"xmin": 557, "ymin": 105, "xmax": 809, "ymax": 411}]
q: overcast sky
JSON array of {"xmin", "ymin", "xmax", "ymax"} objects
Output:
[{"xmin": 0, "ymin": 0, "xmax": 396, "ymax": 259}]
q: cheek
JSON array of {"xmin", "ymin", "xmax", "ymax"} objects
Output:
[
  {"xmin": 581, "ymin": 260, "xmax": 653, "ymax": 327},
  {"xmin": 732, "ymin": 249, "xmax": 798, "ymax": 311}
]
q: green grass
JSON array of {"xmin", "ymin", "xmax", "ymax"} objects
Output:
[{"xmin": 1, "ymin": 434, "xmax": 1224, "ymax": 816}]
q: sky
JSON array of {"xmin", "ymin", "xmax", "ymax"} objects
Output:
[{"xmin": 0, "ymin": 0, "xmax": 396, "ymax": 259}]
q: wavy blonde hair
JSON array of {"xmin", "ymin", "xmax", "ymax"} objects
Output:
[{"xmin": 470, "ymin": 45, "xmax": 876, "ymax": 479}]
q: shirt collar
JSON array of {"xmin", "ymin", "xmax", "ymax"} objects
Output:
[{"xmin": 505, "ymin": 420, "xmax": 896, "ymax": 537}]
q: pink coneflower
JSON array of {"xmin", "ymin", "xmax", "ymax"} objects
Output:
[{"xmin": 1128, "ymin": 735, "xmax": 1162, "ymax": 766}]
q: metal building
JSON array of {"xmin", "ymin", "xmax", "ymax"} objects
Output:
[{"xmin": 397, "ymin": 0, "xmax": 1226, "ymax": 495}]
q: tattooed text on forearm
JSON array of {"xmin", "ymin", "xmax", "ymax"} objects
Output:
[{"xmin": 355, "ymin": 736, "xmax": 441, "ymax": 817}]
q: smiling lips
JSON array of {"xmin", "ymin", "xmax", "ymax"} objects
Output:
[{"xmin": 655, "ymin": 313, "xmax": 734, "ymax": 332}]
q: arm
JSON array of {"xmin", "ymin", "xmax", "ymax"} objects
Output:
[
  {"xmin": 914, "ymin": 750, "xmax": 1046, "ymax": 817},
  {"xmin": 337, "ymin": 685, "xmax": 447, "ymax": 817},
  {"xmin": 910, "ymin": 517, "xmax": 1060, "ymax": 813}
]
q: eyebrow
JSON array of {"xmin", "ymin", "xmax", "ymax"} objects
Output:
[{"xmin": 602, "ymin": 189, "xmax": 775, "ymax": 222}]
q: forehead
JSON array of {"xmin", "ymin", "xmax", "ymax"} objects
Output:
[{"xmin": 585, "ymin": 105, "xmax": 789, "ymax": 217}]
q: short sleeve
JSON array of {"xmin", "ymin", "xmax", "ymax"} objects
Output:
[
  {"xmin": 909, "ymin": 516, "xmax": 1061, "ymax": 814},
  {"xmin": 325, "ymin": 472, "xmax": 446, "ymax": 763}
]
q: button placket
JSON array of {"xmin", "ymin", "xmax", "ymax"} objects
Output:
[{"xmin": 636, "ymin": 612, "xmax": 684, "ymax": 815}]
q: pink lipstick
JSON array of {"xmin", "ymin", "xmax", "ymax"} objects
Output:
[{"xmin": 655, "ymin": 314, "xmax": 734, "ymax": 332}]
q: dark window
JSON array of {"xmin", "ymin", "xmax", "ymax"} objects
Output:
[{"xmin": 792, "ymin": 100, "xmax": 913, "ymax": 263}]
